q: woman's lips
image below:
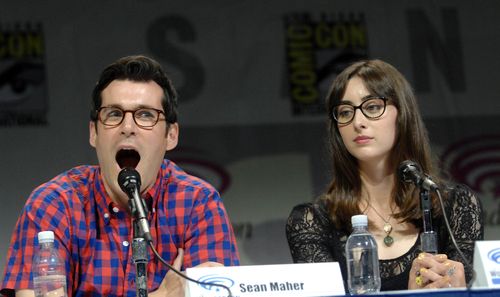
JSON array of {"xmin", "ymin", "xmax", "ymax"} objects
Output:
[{"xmin": 354, "ymin": 136, "xmax": 372, "ymax": 144}]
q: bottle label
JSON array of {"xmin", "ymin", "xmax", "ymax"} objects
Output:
[{"xmin": 33, "ymin": 275, "xmax": 67, "ymax": 297}]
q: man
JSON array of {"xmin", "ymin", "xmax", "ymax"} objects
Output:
[{"xmin": 1, "ymin": 55, "xmax": 240, "ymax": 296}]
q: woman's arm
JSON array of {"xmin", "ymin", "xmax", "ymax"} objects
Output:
[{"xmin": 286, "ymin": 203, "xmax": 336, "ymax": 263}]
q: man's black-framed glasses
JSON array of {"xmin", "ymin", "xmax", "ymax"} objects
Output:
[
  {"xmin": 332, "ymin": 97, "xmax": 389, "ymax": 125},
  {"xmin": 97, "ymin": 106, "xmax": 166, "ymax": 128}
]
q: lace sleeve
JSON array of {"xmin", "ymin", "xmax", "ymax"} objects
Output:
[
  {"xmin": 286, "ymin": 203, "xmax": 336, "ymax": 263},
  {"xmin": 443, "ymin": 184, "xmax": 484, "ymax": 282}
]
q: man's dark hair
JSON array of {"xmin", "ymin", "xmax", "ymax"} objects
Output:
[{"xmin": 90, "ymin": 55, "xmax": 178, "ymax": 124}]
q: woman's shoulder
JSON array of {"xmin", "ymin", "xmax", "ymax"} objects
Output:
[
  {"xmin": 443, "ymin": 182, "xmax": 479, "ymax": 205},
  {"xmin": 444, "ymin": 182, "xmax": 473, "ymax": 194},
  {"xmin": 288, "ymin": 199, "xmax": 332, "ymax": 225},
  {"xmin": 440, "ymin": 182, "xmax": 483, "ymax": 221}
]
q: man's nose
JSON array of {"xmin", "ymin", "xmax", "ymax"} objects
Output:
[{"xmin": 120, "ymin": 112, "xmax": 137, "ymax": 134}]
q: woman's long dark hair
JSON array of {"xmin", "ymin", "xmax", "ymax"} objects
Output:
[{"xmin": 322, "ymin": 59, "xmax": 442, "ymax": 230}]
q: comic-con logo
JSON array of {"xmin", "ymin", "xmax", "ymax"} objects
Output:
[
  {"xmin": 0, "ymin": 22, "xmax": 47, "ymax": 126},
  {"xmin": 284, "ymin": 13, "xmax": 369, "ymax": 115}
]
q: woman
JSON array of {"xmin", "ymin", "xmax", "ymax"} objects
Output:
[{"xmin": 286, "ymin": 59, "xmax": 483, "ymax": 291}]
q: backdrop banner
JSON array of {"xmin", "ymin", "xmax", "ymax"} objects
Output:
[{"xmin": 0, "ymin": 1, "xmax": 499, "ymax": 272}]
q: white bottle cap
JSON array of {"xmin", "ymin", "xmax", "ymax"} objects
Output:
[
  {"xmin": 351, "ymin": 214, "xmax": 368, "ymax": 227},
  {"xmin": 38, "ymin": 231, "xmax": 55, "ymax": 243}
]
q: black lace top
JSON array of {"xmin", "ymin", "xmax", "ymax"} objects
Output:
[{"xmin": 286, "ymin": 184, "xmax": 483, "ymax": 291}]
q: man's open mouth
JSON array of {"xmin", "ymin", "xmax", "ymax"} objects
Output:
[{"xmin": 116, "ymin": 149, "xmax": 140, "ymax": 169}]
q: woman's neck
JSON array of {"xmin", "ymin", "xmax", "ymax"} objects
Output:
[{"xmin": 358, "ymin": 160, "xmax": 395, "ymax": 209}]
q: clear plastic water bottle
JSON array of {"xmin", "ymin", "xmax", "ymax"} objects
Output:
[
  {"xmin": 345, "ymin": 215, "xmax": 381, "ymax": 294},
  {"xmin": 33, "ymin": 231, "xmax": 68, "ymax": 297}
]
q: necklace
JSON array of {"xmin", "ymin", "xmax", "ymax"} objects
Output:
[{"xmin": 368, "ymin": 204, "xmax": 394, "ymax": 247}]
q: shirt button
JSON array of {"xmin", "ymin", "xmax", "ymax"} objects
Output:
[
  {"xmin": 123, "ymin": 241, "xmax": 129, "ymax": 247},
  {"xmin": 104, "ymin": 213, "xmax": 110, "ymax": 219},
  {"xmin": 112, "ymin": 206, "xmax": 120, "ymax": 213}
]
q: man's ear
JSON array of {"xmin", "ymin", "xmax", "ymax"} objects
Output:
[
  {"xmin": 89, "ymin": 121, "xmax": 97, "ymax": 148},
  {"xmin": 166, "ymin": 123, "xmax": 179, "ymax": 151}
]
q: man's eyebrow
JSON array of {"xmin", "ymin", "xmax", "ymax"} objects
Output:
[{"xmin": 102, "ymin": 104, "xmax": 158, "ymax": 109}]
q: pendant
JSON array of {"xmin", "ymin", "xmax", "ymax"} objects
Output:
[
  {"xmin": 383, "ymin": 222, "xmax": 393, "ymax": 246},
  {"xmin": 383, "ymin": 222, "xmax": 392, "ymax": 233},
  {"xmin": 384, "ymin": 235, "xmax": 394, "ymax": 247}
]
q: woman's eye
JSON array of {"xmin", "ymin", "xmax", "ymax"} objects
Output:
[
  {"xmin": 366, "ymin": 104, "xmax": 381, "ymax": 110},
  {"xmin": 339, "ymin": 110, "xmax": 353, "ymax": 117}
]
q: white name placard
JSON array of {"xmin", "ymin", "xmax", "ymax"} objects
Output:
[
  {"xmin": 472, "ymin": 240, "xmax": 500, "ymax": 288},
  {"xmin": 185, "ymin": 262, "xmax": 345, "ymax": 297}
]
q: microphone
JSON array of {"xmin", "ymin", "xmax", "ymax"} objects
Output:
[
  {"xmin": 118, "ymin": 169, "xmax": 233, "ymax": 296},
  {"xmin": 118, "ymin": 167, "xmax": 152, "ymax": 242},
  {"xmin": 398, "ymin": 160, "xmax": 438, "ymax": 191},
  {"xmin": 398, "ymin": 160, "xmax": 438, "ymax": 253}
]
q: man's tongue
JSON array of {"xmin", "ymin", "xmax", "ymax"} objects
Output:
[{"xmin": 116, "ymin": 149, "xmax": 140, "ymax": 169}]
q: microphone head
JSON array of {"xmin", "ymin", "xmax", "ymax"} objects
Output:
[
  {"xmin": 398, "ymin": 160, "xmax": 422, "ymax": 184},
  {"xmin": 118, "ymin": 167, "xmax": 141, "ymax": 192}
]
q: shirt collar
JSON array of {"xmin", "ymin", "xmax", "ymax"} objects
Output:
[
  {"xmin": 93, "ymin": 161, "xmax": 170, "ymax": 219},
  {"xmin": 145, "ymin": 159, "xmax": 170, "ymax": 201}
]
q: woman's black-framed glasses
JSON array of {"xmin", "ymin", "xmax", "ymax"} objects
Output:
[
  {"xmin": 332, "ymin": 97, "xmax": 388, "ymax": 125},
  {"xmin": 97, "ymin": 106, "xmax": 166, "ymax": 128}
]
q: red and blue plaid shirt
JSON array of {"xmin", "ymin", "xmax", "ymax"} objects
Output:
[{"xmin": 1, "ymin": 159, "xmax": 239, "ymax": 297}]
